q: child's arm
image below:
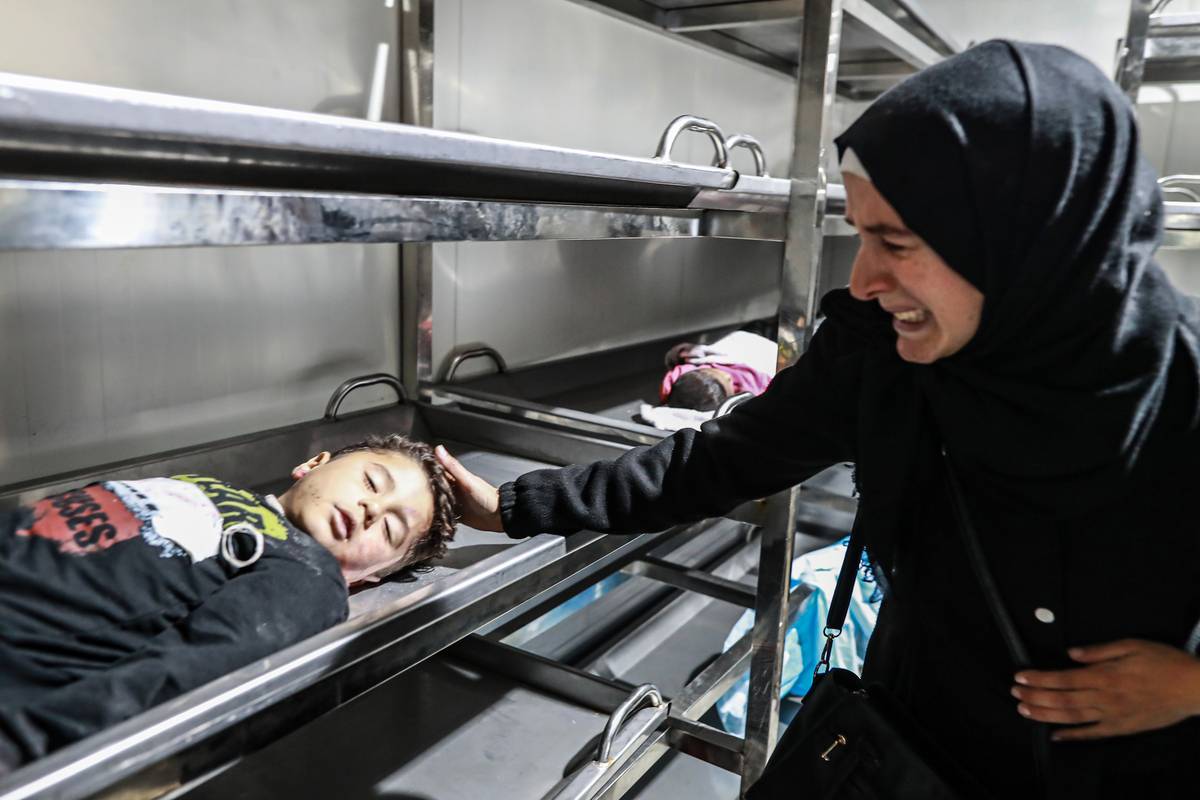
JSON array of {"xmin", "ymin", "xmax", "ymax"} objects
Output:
[{"xmin": 0, "ymin": 557, "xmax": 347, "ymax": 768}]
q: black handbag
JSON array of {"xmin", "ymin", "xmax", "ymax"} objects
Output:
[{"xmin": 745, "ymin": 448, "xmax": 1043, "ymax": 800}]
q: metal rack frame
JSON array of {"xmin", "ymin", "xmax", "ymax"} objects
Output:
[
  {"xmin": 1118, "ymin": 1, "xmax": 1200, "ymax": 98},
  {"xmin": 1116, "ymin": 1, "xmax": 1200, "ymax": 254},
  {"xmin": 0, "ymin": 2, "xmax": 949, "ymax": 799},
  {"xmin": 564, "ymin": 0, "xmax": 957, "ymax": 97}
]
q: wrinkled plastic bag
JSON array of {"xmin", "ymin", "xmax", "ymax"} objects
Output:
[{"xmin": 716, "ymin": 537, "xmax": 883, "ymax": 737}]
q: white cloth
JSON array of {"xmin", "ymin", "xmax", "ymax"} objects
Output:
[
  {"xmin": 637, "ymin": 403, "xmax": 713, "ymax": 432},
  {"xmin": 684, "ymin": 330, "xmax": 778, "ymax": 377},
  {"xmin": 840, "ymin": 146, "xmax": 873, "ymax": 183}
]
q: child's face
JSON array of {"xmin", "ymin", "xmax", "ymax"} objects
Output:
[{"xmin": 280, "ymin": 449, "xmax": 434, "ymax": 584}]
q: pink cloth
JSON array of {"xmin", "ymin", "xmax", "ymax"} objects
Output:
[{"xmin": 660, "ymin": 362, "xmax": 772, "ymax": 403}]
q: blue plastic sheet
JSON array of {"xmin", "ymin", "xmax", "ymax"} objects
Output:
[{"xmin": 716, "ymin": 537, "xmax": 883, "ymax": 736}]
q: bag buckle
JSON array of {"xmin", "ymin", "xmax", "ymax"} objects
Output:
[
  {"xmin": 819, "ymin": 734, "xmax": 848, "ymax": 761},
  {"xmin": 814, "ymin": 626, "xmax": 842, "ymax": 677}
]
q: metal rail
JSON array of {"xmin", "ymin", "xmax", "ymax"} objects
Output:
[
  {"xmin": 0, "ymin": 71, "xmax": 738, "ymax": 206},
  {"xmin": 0, "ymin": 180, "xmax": 789, "ymax": 253}
]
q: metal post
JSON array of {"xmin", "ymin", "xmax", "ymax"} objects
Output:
[
  {"xmin": 740, "ymin": 489, "xmax": 800, "ymax": 794},
  {"xmin": 1116, "ymin": 0, "xmax": 1155, "ymax": 103},
  {"xmin": 775, "ymin": 0, "xmax": 843, "ymax": 370},
  {"xmin": 739, "ymin": 1, "xmax": 844, "ymax": 793},
  {"xmin": 400, "ymin": 0, "xmax": 436, "ymax": 395}
]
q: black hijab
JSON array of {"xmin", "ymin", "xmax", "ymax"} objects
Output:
[{"xmin": 824, "ymin": 41, "xmax": 1196, "ymax": 544}]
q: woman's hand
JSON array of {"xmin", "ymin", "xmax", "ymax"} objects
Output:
[
  {"xmin": 1012, "ymin": 639, "xmax": 1200, "ymax": 741},
  {"xmin": 435, "ymin": 445, "xmax": 504, "ymax": 532}
]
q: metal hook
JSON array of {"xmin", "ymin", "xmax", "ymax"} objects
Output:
[
  {"xmin": 654, "ymin": 115, "xmax": 729, "ymax": 170},
  {"xmin": 442, "ymin": 346, "xmax": 508, "ymax": 383},
  {"xmin": 324, "ymin": 373, "xmax": 407, "ymax": 421},
  {"xmin": 1159, "ymin": 174, "xmax": 1200, "ymax": 203},
  {"xmin": 597, "ymin": 685, "xmax": 665, "ymax": 762},
  {"xmin": 724, "ymin": 134, "xmax": 769, "ymax": 177}
]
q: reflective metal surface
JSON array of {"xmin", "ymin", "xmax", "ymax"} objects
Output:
[
  {"xmin": 0, "ymin": 180, "xmax": 786, "ymax": 252},
  {"xmin": 1143, "ymin": 11, "xmax": 1200, "ymax": 84},
  {"xmin": 625, "ymin": 556, "xmax": 757, "ymax": 608},
  {"xmin": 1163, "ymin": 200, "xmax": 1200, "ymax": 249},
  {"xmin": 842, "ymin": 0, "xmax": 940, "ymax": 69},
  {"xmin": 1160, "ymin": 173, "xmax": 1200, "ymax": 202},
  {"xmin": 400, "ymin": 0, "xmax": 436, "ymax": 395},
  {"xmin": 426, "ymin": 385, "xmax": 666, "ymax": 447},
  {"xmin": 654, "ymin": 115, "xmax": 731, "ymax": 169},
  {"xmin": 725, "ymin": 134, "xmax": 769, "ymax": 177},
  {"xmin": 740, "ymin": 489, "xmax": 800, "ymax": 792},
  {"xmin": 0, "ymin": 71, "xmax": 738, "ymax": 205},
  {"xmin": 566, "ymin": 0, "xmax": 952, "ymax": 86},
  {"xmin": 443, "ymin": 346, "xmax": 510, "ymax": 382},
  {"xmin": 598, "ymin": 685, "xmax": 666, "ymax": 762},
  {"xmin": 324, "ymin": 373, "xmax": 407, "ymax": 420},
  {"xmin": 776, "ymin": 0, "xmax": 843, "ymax": 369}
]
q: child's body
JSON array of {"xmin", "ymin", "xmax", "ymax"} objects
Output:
[{"xmin": 0, "ymin": 434, "xmax": 456, "ymax": 773}]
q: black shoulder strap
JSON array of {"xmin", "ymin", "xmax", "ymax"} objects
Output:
[{"xmin": 814, "ymin": 516, "xmax": 867, "ymax": 675}]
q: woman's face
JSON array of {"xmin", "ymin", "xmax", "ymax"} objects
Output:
[{"xmin": 843, "ymin": 173, "xmax": 984, "ymax": 364}]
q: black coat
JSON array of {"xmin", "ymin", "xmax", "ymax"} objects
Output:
[{"xmin": 500, "ymin": 319, "xmax": 1200, "ymax": 796}]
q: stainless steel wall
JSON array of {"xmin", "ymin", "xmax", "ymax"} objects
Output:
[
  {"xmin": 0, "ymin": 0, "xmax": 402, "ymax": 484},
  {"xmin": 429, "ymin": 0, "xmax": 796, "ymax": 376}
]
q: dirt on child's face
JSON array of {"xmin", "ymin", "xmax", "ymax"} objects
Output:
[{"xmin": 280, "ymin": 450, "xmax": 433, "ymax": 584}]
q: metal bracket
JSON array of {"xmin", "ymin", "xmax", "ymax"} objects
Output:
[
  {"xmin": 654, "ymin": 115, "xmax": 730, "ymax": 170},
  {"xmin": 442, "ymin": 345, "xmax": 509, "ymax": 383},
  {"xmin": 716, "ymin": 391, "xmax": 754, "ymax": 417},
  {"xmin": 724, "ymin": 134, "xmax": 769, "ymax": 177},
  {"xmin": 324, "ymin": 373, "xmax": 408, "ymax": 421}
]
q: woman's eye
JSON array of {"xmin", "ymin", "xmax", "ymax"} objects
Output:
[
  {"xmin": 364, "ymin": 474, "xmax": 376, "ymax": 492},
  {"xmin": 882, "ymin": 240, "xmax": 908, "ymax": 254}
]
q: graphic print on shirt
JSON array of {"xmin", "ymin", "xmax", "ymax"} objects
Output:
[
  {"xmin": 172, "ymin": 475, "xmax": 289, "ymax": 541},
  {"xmin": 15, "ymin": 484, "xmax": 143, "ymax": 555},
  {"xmin": 106, "ymin": 478, "xmax": 224, "ymax": 560},
  {"xmin": 15, "ymin": 475, "xmax": 287, "ymax": 561}
]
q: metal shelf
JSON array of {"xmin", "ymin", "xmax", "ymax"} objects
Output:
[
  {"xmin": 1143, "ymin": 12, "xmax": 1200, "ymax": 84},
  {"xmin": 568, "ymin": 0, "xmax": 956, "ymax": 96},
  {"xmin": 0, "ymin": 179, "xmax": 788, "ymax": 252},
  {"xmin": 1164, "ymin": 200, "xmax": 1200, "ymax": 249},
  {"xmin": 0, "ymin": 73, "xmax": 855, "ymax": 253},
  {"xmin": 0, "ymin": 71, "xmax": 740, "ymax": 207}
]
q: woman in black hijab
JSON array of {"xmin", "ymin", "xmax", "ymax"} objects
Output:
[{"xmin": 438, "ymin": 40, "xmax": 1200, "ymax": 797}]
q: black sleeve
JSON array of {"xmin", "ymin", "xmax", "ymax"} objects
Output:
[
  {"xmin": 499, "ymin": 322, "xmax": 862, "ymax": 537},
  {"xmin": 0, "ymin": 558, "xmax": 347, "ymax": 765}
]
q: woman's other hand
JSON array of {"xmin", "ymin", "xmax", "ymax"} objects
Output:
[
  {"xmin": 1012, "ymin": 639, "xmax": 1200, "ymax": 741},
  {"xmin": 435, "ymin": 445, "xmax": 504, "ymax": 532}
]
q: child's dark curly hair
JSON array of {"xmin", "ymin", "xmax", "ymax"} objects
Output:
[{"xmin": 331, "ymin": 434, "xmax": 458, "ymax": 575}]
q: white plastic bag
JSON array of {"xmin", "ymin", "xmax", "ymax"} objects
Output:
[{"xmin": 716, "ymin": 537, "xmax": 883, "ymax": 736}]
